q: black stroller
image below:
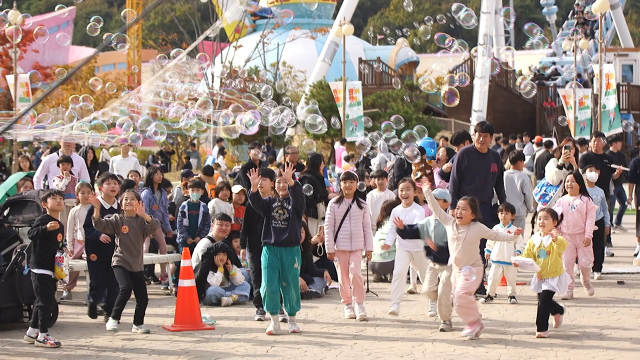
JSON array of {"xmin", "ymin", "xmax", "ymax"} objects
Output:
[{"xmin": 0, "ymin": 190, "xmax": 58, "ymax": 327}]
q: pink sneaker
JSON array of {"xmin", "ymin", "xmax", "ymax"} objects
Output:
[
  {"xmin": 552, "ymin": 304, "xmax": 566, "ymax": 328},
  {"xmin": 535, "ymin": 331, "xmax": 549, "ymax": 338},
  {"xmin": 461, "ymin": 320, "xmax": 484, "ymax": 340}
]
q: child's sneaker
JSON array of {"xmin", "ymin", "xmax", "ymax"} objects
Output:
[
  {"xmin": 35, "ymin": 333, "xmax": 61, "ymax": 348},
  {"xmin": 265, "ymin": 316, "xmax": 280, "ymax": 335},
  {"xmin": 105, "ymin": 317, "xmax": 119, "ymax": 332},
  {"xmin": 462, "ymin": 320, "xmax": 484, "ymax": 340},
  {"xmin": 535, "ymin": 331, "xmax": 549, "ymax": 338},
  {"xmin": 344, "ymin": 304, "xmax": 356, "ymax": 319},
  {"xmin": 387, "ymin": 303, "xmax": 400, "ymax": 316},
  {"xmin": 355, "ymin": 303, "xmax": 367, "ymax": 321},
  {"xmin": 593, "ymin": 272, "xmax": 602, "ymax": 280},
  {"xmin": 131, "ymin": 324, "xmax": 150, "ymax": 334},
  {"xmin": 278, "ymin": 308, "xmax": 288, "ymax": 323},
  {"xmin": 60, "ymin": 290, "xmax": 72, "ymax": 301},
  {"xmin": 439, "ymin": 320, "xmax": 453, "ymax": 332},
  {"xmin": 254, "ymin": 308, "xmax": 266, "ymax": 321},
  {"xmin": 479, "ymin": 294, "xmax": 494, "ymax": 304},
  {"xmin": 560, "ymin": 290, "xmax": 573, "ymax": 300},
  {"xmin": 427, "ymin": 300, "xmax": 437, "ymax": 317},
  {"xmin": 552, "ymin": 304, "xmax": 566, "ymax": 328},
  {"xmin": 584, "ymin": 282, "xmax": 595, "ymax": 296},
  {"xmin": 288, "ymin": 316, "xmax": 301, "ymax": 333},
  {"xmin": 220, "ymin": 297, "xmax": 233, "ymax": 307},
  {"xmin": 634, "ymin": 254, "xmax": 640, "ymax": 267},
  {"xmin": 406, "ymin": 284, "xmax": 417, "ymax": 294},
  {"xmin": 633, "ymin": 245, "xmax": 640, "ymax": 257},
  {"xmin": 508, "ymin": 296, "xmax": 518, "ymax": 304},
  {"xmin": 24, "ymin": 327, "xmax": 39, "ymax": 343}
]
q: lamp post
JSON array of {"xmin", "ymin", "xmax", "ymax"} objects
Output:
[
  {"xmin": 561, "ymin": 31, "xmax": 589, "ymax": 132},
  {"xmin": 592, "ymin": 0, "xmax": 611, "ymax": 132},
  {"xmin": 8, "ymin": 1, "xmax": 22, "ymax": 173},
  {"xmin": 334, "ymin": 19, "xmax": 354, "ymax": 140}
]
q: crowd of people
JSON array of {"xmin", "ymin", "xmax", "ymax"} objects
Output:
[{"xmin": 4, "ymin": 119, "xmax": 640, "ymax": 348}]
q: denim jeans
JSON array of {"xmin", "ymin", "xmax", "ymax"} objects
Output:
[
  {"xmin": 203, "ymin": 281, "xmax": 251, "ymax": 306},
  {"xmin": 609, "ymin": 185, "xmax": 627, "ymax": 227}
]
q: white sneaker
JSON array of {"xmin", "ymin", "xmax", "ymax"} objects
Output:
[
  {"xmin": 560, "ymin": 290, "xmax": 573, "ymax": 300},
  {"xmin": 604, "ymin": 247, "xmax": 614, "ymax": 257},
  {"xmin": 355, "ymin": 303, "xmax": 367, "ymax": 321},
  {"xmin": 406, "ymin": 284, "xmax": 417, "ymax": 294},
  {"xmin": 265, "ymin": 317, "xmax": 280, "ymax": 335},
  {"xmin": 24, "ymin": 327, "xmax": 39, "ymax": 343},
  {"xmin": 60, "ymin": 290, "xmax": 72, "ymax": 301},
  {"xmin": 131, "ymin": 324, "xmax": 150, "ymax": 334},
  {"xmin": 633, "ymin": 255, "xmax": 640, "ymax": 267},
  {"xmin": 634, "ymin": 245, "xmax": 640, "ymax": 257},
  {"xmin": 344, "ymin": 304, "xmax": 356, "ymax": 319},
  {"xmin": 288, "ymin": 316, "xmax": 301, "ymax": 333},
  {"xmin": 387, "ymin": 303, "xmax": 400, "ymax": 316},
  {"xmin": 105, "ymin": 317, "xmax": 118, "ymax": 332},
  {"xmin": 220, "ymin": 297, "xmax": 233, "ymax": 307},
  {"xmin": 593, "ymin": 272, "xmax": 602, "ymax": 280},
  {"xmin": 427, "ymin": 300, "xmax": 437, "ymax": 317},
  {"xmin": 613, "ymin": 224, "xmax": 628, "ymax": 232}
]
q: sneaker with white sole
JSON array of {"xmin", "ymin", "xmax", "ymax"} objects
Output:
[
  {"xmin": 105, "ymin": 317, "xmax": 118, "ymax": 332},
  {"xmin": 584, "ymin": 282, "xmax": 595, "ymax": 296},
  {"xmin": 131, "ymin": 324, "xmax": 150, "ymax": 334},
  {"xmin": 387, "ymin": 303, "xmax": 400, "ymax": 316},
  {"xmin": 439, "ymin": 320, "xmax": 453, "ymax": 332},
  {"xmin": 462, "ymin": 320, "xmax": 484, "ymax": 340},
  {"xmin": 288, "ymin": 316, "xmax": 301, "ymax": 333},
  {"xmin": 34, "ymin": 333, "xmax": 61, "ymax": 348},
  {"xmin": 613, "ymin": 224, "xmax": 628, "ymax": 232},
  {"xmin": 344, "ymin": 304, "xmax": 356, "ymax": 319},
  {"xmin": 604, "ymin": 247, "xmax": 614, "ymax": 257},
  {"xmin": 220, "ymin": 297, "xmax": 233, "ymax": 307},
  {"xmin": 593, "ymin": 272, "xmax": 602, "ymax": 280},
  {"xmin": 427, "ymin": 300, "xmax": 437, "ymax": 317},
  {"xmin": 60, "ymin": 290, "xmax": 72, "ymax": 301},
  {"xmin": 278, "ymin": 308, "xmax": 288, "ymax": 323},
  {"xmin": 508, "ymin": 295, "xmax": 518, "ymax": 304},
  {"xmin": 479, "ymin": 294, "xmax": 494, "ymax": 304},
  {"xmin": 560, "ymin": 290, "xmax": 573, "ymax": 300},
  {"xmin": 634, "ymin": 245, "xmax": 640, "ymax": 258},
  {"xmin": 265, "ymin": 317, "xmax": 280, "ymax": 335},
  {"xmin": 634, "ymin": 255, "xmax": 640, "ymax": 267},
  {"xmin": 355, "ymin": 303, "xmax": 367, "ymax": 321},
  {"xmin": 535, "ymin": 331, "xmax": 549, "ymax": 338},
  {"xmin": 24, "ymin": 327, "xmax": 39, "ymax": 343},
  {"xmin": 254, "ymin": 308, "xmax": 266, "ymax": 321},
  {"xmin": 552, "ymin": 304, "xmax": 566, "ymax": 328},
  {"xmin": 406, "ymin": 284, "xmax": 417, "ymax": 294}
]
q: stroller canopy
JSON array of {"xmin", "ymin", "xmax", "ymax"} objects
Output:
[{"xmin": 0, "ymin": 172, "xmax": 35, "ymax": 205}]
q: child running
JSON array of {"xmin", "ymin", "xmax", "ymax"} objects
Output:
[
  {"xmin": 93, "ymin": 189, "xmax": 160, "ymax": 333},
  {"xmin": 383, "ymin": 178, "xmax": 428, "ymax": 316},
  {"xmin": 325, "ymin": 170, "xmax": 374, "ymax": 321},
  {"xmin": 555, "ymin": 170, "xmax": 597, "ymax": 300},
  {"xmin": 421, "ymin": 182, "xmax": 522, "ymax": 339},
  {"xmin": 247, "ymin": 163, "xmax": 305, "ymax": 335},
  {"xmin": 24, "ymin": 190, "xmax": 65, "ymax": 348},
  {"xmin": 515, "ymin": 208, "xmax": 569, "ymax": 338},
  {"xmin": 482, "ymin": 202, "xmax": 525, "ymax": 304}
]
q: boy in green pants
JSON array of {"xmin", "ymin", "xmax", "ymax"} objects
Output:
[{"xmin": 247, "ymin": 163, "xmax": 305, "ymax": 335}]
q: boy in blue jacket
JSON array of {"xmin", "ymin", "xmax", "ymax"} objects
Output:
[{"xmin": 247, "ymin": 163, "xmax": 305, "ymax": 335}]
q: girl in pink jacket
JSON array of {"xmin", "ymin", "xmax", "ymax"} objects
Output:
[
  {"xmin": 554, "ymin": 171, "xmax": 597, "ymax": 300},
  {"xmin": 325, "ymin": 171, "xmax": 374, "ymax": 321}
]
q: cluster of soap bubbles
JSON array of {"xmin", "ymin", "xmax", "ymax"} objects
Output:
[{"xmin": 523, "ymin": 22, "xmax": 549, "ymax": 50}]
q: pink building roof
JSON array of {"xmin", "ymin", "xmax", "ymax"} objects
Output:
[{"xmin": 198, "ymin": 41, "xmax": 229, "ymax": 58}]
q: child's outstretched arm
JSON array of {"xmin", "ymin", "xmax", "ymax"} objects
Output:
[
  {"xmin": 421, "ymin": 182, "xmax": 455, "ymax": 226},
  {"xmin": 247, "ymin": 168, "xmax": 269, "ymax": 216},
  {"xmin": 479, "ymin": 224, "xmax": 523, "ymax": 242}
]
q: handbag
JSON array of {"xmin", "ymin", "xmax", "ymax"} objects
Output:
[{"xmin": 533, "ymin": 178, "xmax": 562, "ymax": 207}]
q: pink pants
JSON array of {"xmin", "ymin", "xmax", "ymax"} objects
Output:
[
  {"xmin": 561, "ymin": 233, "xmax": 594, "ymax": 291},
  {"xmin": 334, "ymin": 250, "xmax": 365, "ymax": 305},
  {"xmin": 64, "ymin": 240, "xmax": 85, "ymax": 291},
  {"xmin": 452, "ymin": 265, "xmax": 483, "ymax": 325},
  {"xmin": 144, "ymin": 227, "xmax": 168, "ymax": 277}
]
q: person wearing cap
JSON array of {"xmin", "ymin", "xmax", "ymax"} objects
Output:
[
  {"xmin": 396, "ymin": 188, "xmax": 453, "ymax": 332},
  {"xmin": 231, "ymin": 185, "xmax": 247, "ymax": 232},
  {"xmin": 109, "ymin": 142, "xmax": 143, "ymax": 178}
]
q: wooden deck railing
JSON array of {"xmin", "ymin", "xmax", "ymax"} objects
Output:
[{"xmin": 358, "ymin": 57, "xmax": 397, "ymax": 89}]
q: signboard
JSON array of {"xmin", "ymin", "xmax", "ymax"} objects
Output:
[
  {"xmin": 329, "ymin": 81, "xmax": 364, "ymax": 141},
  {"xmin": 558, "ymin": 88, "xmax": 592, "ymax": 139},
  {"xmin": 593, "ymin": 64, "xmax": 622, "ymax": 136},
  {"xmin": 5, "ymin": 74, "xmax": 33, "ymax": 112}
]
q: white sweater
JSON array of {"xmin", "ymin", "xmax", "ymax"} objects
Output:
[
  {"xmin": 366, "ymin": 189, "xmax": 397, "ymax": 232},
  {"xmin": 109, "ymin": 155, "xmax": 142, "ymax": 177},
  {"xmin": 486, "ymin": 223, "xmax": 525, "ymax": 264},
  {"xmin": 385, "ymin": 203, "xmax": 426, "ymax": 252},
  {"xmin": 207, "ymin": 265, "xmax": 245, "ymax": 287}
]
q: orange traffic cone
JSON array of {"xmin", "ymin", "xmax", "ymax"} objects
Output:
[
  {"xmin": 162, "ymin": 248, "xmax": 215, "ymax": 332},
  {"xmin": 498, "ymin": 275, "xmax": 527, "ymax": 286}
]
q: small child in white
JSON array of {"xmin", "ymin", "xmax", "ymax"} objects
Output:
[{"xmin": 482, "ymin": 202, "xmax": 525, "ymax": 304}]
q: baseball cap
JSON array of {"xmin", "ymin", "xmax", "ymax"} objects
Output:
[
  {"xmin": 180, "ymin": 169, "xmax": 195, "ymax": 179},
  {"xmin": 534, "ymin": 136, "xmax": 543, "ymax": 143},
  {"xmin": 231, "ymin": 185, "xmax": 247, "ymax": 194},
  {"xmin": 432, "ymin": 188, "xmax": 452, "ymax": 203}
]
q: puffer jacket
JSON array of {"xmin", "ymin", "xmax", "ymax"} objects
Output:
[
  {"xmin": 140, "ymin": 187, "xmax": 171, "ymax": 233},
  {"xmin": 324, "ymin": 196, "xmax": 373, "ymax": 253}
]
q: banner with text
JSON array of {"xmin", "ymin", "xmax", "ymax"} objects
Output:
[
  {"xmin": 329, "ymin": 81, "xmax": 364, "ymax": 141},
  {"xmin": 558, "ymin": 88, "xmax": 592, "ymax": 139},
  {"xmin": 593, "ymin": 64, "xmax": 622, "ymax": 136}
]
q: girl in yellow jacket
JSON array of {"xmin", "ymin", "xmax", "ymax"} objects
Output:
[{"xmin": 516, "ymin": 208, "xmax": 570, "ymax": 339}]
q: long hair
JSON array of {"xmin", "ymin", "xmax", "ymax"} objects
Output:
[
  {"xmin": 302, "ymin": 152, "xmax": 324, "ymax": 175},
  {"xmin": 144, "ymin": 165, "xmax": 162, "ymax": 190},
  {"xmin": 376, "ymin": 198, "xmax": 401, "ymax": 230},
  {"xmin": 554, "ymin": 137, "xmax": 579, "ymax": 165},
  {"xmin": 300, "ymin": 221, "xmax": 313, "ymax": 254},
  {"xmin": 336, "ymin": 170, "xmax": 364, "ymax": 210},
  {"xmin": 561, "ymin": 170, "xmax": 592, "ymax": 200},
  {"xmin": 17, "ymin": 155, "xmax": 34, "ymax": 171},
  {"xmin": 78, "ymin": 146, "xmax": 99, "ymax": 170},
  {"xmin": 457, "ymin": 196, "xmax": 481, "ymax": 222}
]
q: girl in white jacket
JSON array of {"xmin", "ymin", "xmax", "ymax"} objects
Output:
[{"xmin": 325, "ymin": 171, "xmax": 374, "ymax": 321}]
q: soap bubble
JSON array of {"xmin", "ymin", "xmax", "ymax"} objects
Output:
[
  {"xmin": 363, "ymin": 116, "xmax": 373, "ymax": 128},
  {"xmin": 434, "ymin": 32, "xmax": 453, "ymax": 48},
  {"xmin": 357, "ymin": 181, "xmax": 367, "ymax": 192},
  {"xmin": 403, "ymin": 0, "xmax": 413, "ymax": 12},
  {"xmin": 401, "ymin": 130, "xmax": 420, "ymax": 145},
  {"xmin": 403, "ymin": 145, "xmax": 421, "ymax": 163},
  {"xmin": 424, "ymin": 16, "xmax": 434, "ymax": 25},
  {"xmin": 436, "ymin": 14, "xmax": 446, "ymax": 24},
  {"xmin": 456, "ymin": 73, "xmax": 471, "ymax": 87},
  {"xmin": 388, "ymin": 138, "xmax": 403, "ymax": 153},
  {"xmin": 302, "ymin": 139, "xmax": 317, "ymax": 153},
  {"xmin": 460, "ymin": 266, "xmax": 477, "ymax": 281},
  {"xmin": 89, "ymin": 120, "xmax": 108, "ymax": 134},
  {"xmin": 128, "ymin": 132, "xmax": 143, "ymax": 146},
  {"xmin": 260, "ymin": 84, "xmax": 273, "ymax": 100},
  {"xmin": 622, "ymin": 120, "xmax": 634, "ymax": 133},
  {"xmin": 330, "ymin": 116, "xmax": 341, "ymax": 129},
  {"xmin": 418, "ymin": 25, "xmax": 431, "ymax": 40},
  {"xmin": 302, "ymin": 0, "xmax": 318, "ymax": 11},
  {"xmin": 87, "ymin": 22, "xmax": 100, "ymax": 36},
  {"xmin": 147, "ymin": 123, "xmax": 168, "ymax": 143},
  {"xmin": 519, "ymin": 80, "xmax": 537, "ymax": 98},
  {"xmin": 105, "ymin": 82, "xmax": 117, "ymax": 94},
  {"xmin": 392, "ymin": 77, "xmax": 402, "ymax": 90},
  {"xmin": 121, "ymin": 8, "xmax": 137, "ymax": 23},
  {"xmin": 54, "ymin": 68, "xmax": 68, "ymax": 80},
  {"xmin": 33, "ymin": 26, "xmax": 49, "ymax": 43},
  {"xmin": 90, "ymin": 15, "xmax": 104, "ymax": 27},
  {"xmin": 55, "ymin": 4, "xmax": 69, "ymax": 17},
  {"xmin": 28, "ymin": 70, "xmax": 43, "ymax": 87},
  {"xmin": 413, "ymin": 125, "xmax": 428, "ymax": 139},
  {"xmin": 523, "ymin": 22, "xmax": 543, "ymax": 38},
  {"xmin": 499, "ymin": 46, "xmax": 516, "ymax": 70},
  {"xmin": 501, "ymin": 7, "xmax": 516, "ymax": 24},
  {"xmin": 382, "ymin": 27, "xmax": 391, "ymax": 35},
  {"xmin": 116, "ymin": 116, "xmax": 134, "ymax": 134},
  {"xmin": 302, "ymin": 184, "xmax": 314, "ymax": 196},
  {"xmin": 103, "ymin": 33, "xmax": 114, "ymax": 46},
  {"xmin": 37, "ymin": 113, "xmax": 53, "ymax": 124},
  {"xmin": 441, "ymin": 87, "xmax": 460, "ymax": 107},
  {"xmin": 88, "ymin": 77, "xmax": 104, "ymax": 91},
  {"xmin": 557, "ymin": 116, "xmax": 568, "ymax": 126},
  {"xmin": 305, "ymin": 114, "xmax": 327, "ymax": 134},
  {"xmin": 111, "ymin": 33, "xmax": 130, "ymax": 52},
  {"xmin": 390, "ymin": 115, "xmax": 405, "ymax": 129},
  {"xmin": 381, "ymin": 121, "xmax": 396, "ymax": 138},
  {"xmin": 56, "ymin": 32, "xmax": 71, "ymax": 46}
]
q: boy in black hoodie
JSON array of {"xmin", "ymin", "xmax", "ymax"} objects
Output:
[
  {"xmin": 24, "ymin": 190, "xmax": 65, "ymax": 348},
  {"xmin": 247, "ymin": 163, "xmax": 305, "ymax": 335}
]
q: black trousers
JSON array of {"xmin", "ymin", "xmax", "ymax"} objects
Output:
[
  {"xmin": 111, "ymin": 266, "xmax": 148, "ymax": 326},
  {"xmin": 592, "ymin": 218, "xmax": 606, "ymax": 273},
  {"xmin": 247, "ymin": 247, "xmax": 265, "ymax": 309},
  {"xmin": 536, "ymin": 290, "xmax": 564, "ymax": 332},
  {"xmin": 30, "ymin": 272, "xmax": 56, "ymax": 333},
  {"xmin": 87, "ymin": 256, "xmax": 119, "ymax": 316},
  {"xmin": 144, "ymin": 238, "xmax": 159, "ymax": 279}
]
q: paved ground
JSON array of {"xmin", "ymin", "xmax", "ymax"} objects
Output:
[{"xmin": 2, "ymin": 214, "xmax": 640, "ymax": 360}]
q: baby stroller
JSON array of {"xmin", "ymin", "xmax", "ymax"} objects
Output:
[{"xmin": 0, "ymin": 190, "xmax": 58, "ymax": 327}]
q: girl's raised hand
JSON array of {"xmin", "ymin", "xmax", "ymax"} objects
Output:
[
  {"xmin": 90, "ymin": 195, "xmax": 102, "ymax": 209},
  {"xmin": 550, "ymin": 228, "xmax": 560, "ymax": 241},
  {"xmin": 282, "ymin": 162, "xmax": 295, "ymax": 183},
  {"xmin": 248, "ymin": 167, "xmax": 260, "ymax": 187},
  {"xmin": 135, "ymin": 201, "xmax": 146, "ymax": 217},
  {"xmin": 392, "ymin": 217, "xmax": 405, "ymax": 230}
]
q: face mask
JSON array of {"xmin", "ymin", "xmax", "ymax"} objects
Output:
[
  {"xmin": 138, "ymin": 181, "xmax": 144, "ymax": 189},
  {"xmin": 190, "ymin": 192, "xmax": 202, "ymax": 201},
  {"xmin": 586, "ymin": 172, "xmax": 599, "ymax": 183}
]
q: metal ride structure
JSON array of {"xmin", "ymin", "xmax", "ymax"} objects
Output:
[{"xmin": 126, "ymin": 0, "xmax": 143, "ymax": 88}]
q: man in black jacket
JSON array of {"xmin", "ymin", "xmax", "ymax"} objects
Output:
[{"xmin": 236, "ymin": 141, "xmax": 267, "ymax": 191}]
